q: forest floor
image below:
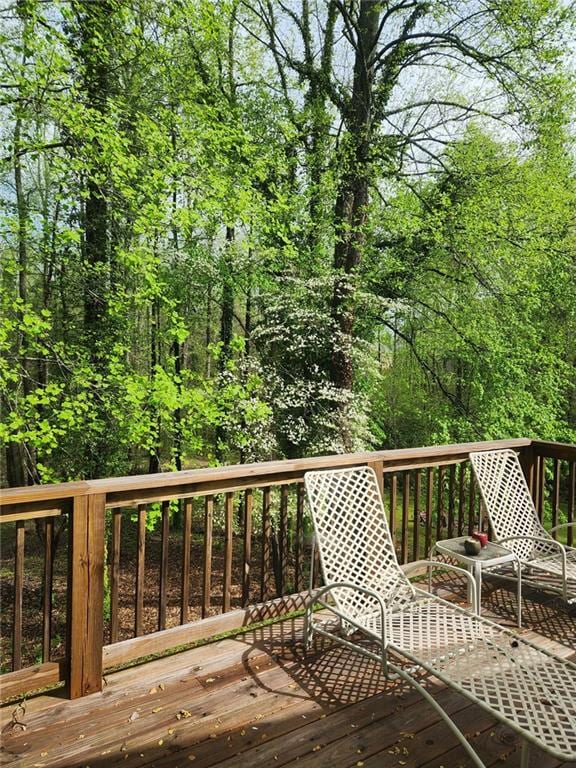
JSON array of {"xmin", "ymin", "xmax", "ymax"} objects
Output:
[{"xmin": 0, "ymin": 515, "xmax": 275, "ymax": 673}]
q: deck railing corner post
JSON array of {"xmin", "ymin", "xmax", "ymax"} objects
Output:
[
  {"xmin": 67, "ymin": 492, "xmax": 106, "ymax": 699},
  {"xmin": 367, "ymin": 459, "xmax": 384, "ymax": 496},
  {"xmin": 518, "ymin": 443, "xmax": 536, "ymax": 500}
]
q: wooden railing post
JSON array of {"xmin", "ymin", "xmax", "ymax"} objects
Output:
[
  {"xmin": 367, "ymin": 460, "xmax": 384, "ymax": 496},
  {"xmin": 518, "ymin": 444, "xmax": 536, "ymax": 500},
  {"xmin": 67, "ymin": 493, "xmax": 105, "ymax": 698}
]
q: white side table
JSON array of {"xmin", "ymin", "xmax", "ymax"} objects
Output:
[{"xmin": 432, "ymin": 536, "xmax": 522, "ymax": 626}]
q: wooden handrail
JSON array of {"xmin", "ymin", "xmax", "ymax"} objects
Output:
[
  {"xmin": 4, "ymin": 435, "xmax": 575, "ymax": 703},
  {"xmin": 0, "ymin": 438, "xmax": 531, "ymax": 508},
  {"xmin": 530, "ymin": 440, "xmax": 576, "ymax": 461}
]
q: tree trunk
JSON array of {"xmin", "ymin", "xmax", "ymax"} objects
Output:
[
  {"xmin": 12, "ymin": 111, "xmax": 38, "ymax": 484},
  {"xmin": 329, "ymin": 1, "xmax": 380, "ymax": 445},
  {"xmin": 220, "ymin": 226, "xmax": 235, "ymax": 368},
  {"xmin": 73, "ymin": 0, "xmax": 114, "ymax": 478},
  {"xmin": 216, "ymin": 227, "xmax": 235, "ymax": 459},
  {"xmin": 77, "ymin": 0, "xmax": 110, "ymax": 351},
  {"xmin": 205, "ymin": 284, "xmax": 212, "ymax": 378},
  {"xmin": 148, "ymin": 297, "xmax": 161, "ymax": 474}
]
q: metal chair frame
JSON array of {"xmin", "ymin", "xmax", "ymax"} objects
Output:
[
  {"xmin": 470, "ymin": 448, "xmax": 576, "ymax": 603},
  {"xmin": 304, "ymin": 466, "xmax": 576, "ymax": 768}
]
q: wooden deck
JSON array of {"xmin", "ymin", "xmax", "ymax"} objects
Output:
[{"xmin": 1, "ymin": 584, "xmax": 574, "ymax": 768}]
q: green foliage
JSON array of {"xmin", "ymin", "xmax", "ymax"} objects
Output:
[
  {"xmin": 369, "ymin": 128, "xmax": 576, "ymax": 447},
  {"xmin": 1, "ymin": 0, "xmax": 575, "ymax": 488}
]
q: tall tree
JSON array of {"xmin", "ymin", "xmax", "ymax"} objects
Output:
[{"xmin": 243, "ymin": 0, "xmax": 574, "ymax": 448}]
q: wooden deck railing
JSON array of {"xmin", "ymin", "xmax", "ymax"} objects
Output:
[{"xmin": 1, "ymin": 437, "xmax": 574, "ymax": 701}]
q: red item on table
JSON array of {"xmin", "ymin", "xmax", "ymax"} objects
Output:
[{"xmin": 472, "ymin": 531, "xmax": 488, "ymax": 547}]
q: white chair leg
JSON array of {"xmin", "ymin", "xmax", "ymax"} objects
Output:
[{"xmin": 520, "ymin": 741, "xmax": 530, "ymax": 768}]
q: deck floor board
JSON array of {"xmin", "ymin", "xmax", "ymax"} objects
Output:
[{"xmin": 1, "ymin": 582, "xmax": 574, "ymax": 768}]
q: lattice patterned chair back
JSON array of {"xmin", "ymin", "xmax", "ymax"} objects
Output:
[
  {"xmin": 304, "ymin": 466, "xmax": 415, "ymax": 624},
  {"xmin": 469, "ymin": 449, "xmax": 547, "ymax": 561}
]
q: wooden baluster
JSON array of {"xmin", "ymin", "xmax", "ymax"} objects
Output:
[
  {"xmin": 531, "ymin": 454, "xmax": 540, "ymax": 515},
  {"xmin": 294, "ymin": 483, "xmax": 305, "ymax": 592},
  {"xmin": 413, "ymin": 469, "xmax": 421, "ymax": 561},
  {"xmin": 468, "ymin": 471, "xmax": 477, "ymax": 534},
  {"xmin": 457, "ymin": 463, "xmax": 466, "ymax": 536},
  {"xmin": 389, "ymin": 474, "xmax": 397, "ymax": 542},
  {"xmin": 158, "ymin": 501, "xmax": 170, "ymax": 631},
  {"xmin": 109, "ymin": 509, "xmax": 121, "ymax": 644},
  {"xmin": 401, "ymin": 472, "xmax": 410, "ymax": 564},
  {"xmin": 202, "ymin": 495, "xmax": 213, "ymax": 618},
  {"xmin": 447, "ymin": 464, "xmax": 456, "ymax": 539},
  {"xmin": 436, "ymin": 466, "xmax": 445, "ymax": 540},
  {"xmin": 261, "ymin": 487, "xmax": 272, "ymax": 601},
  {"xmin": 551, "ymin": 459, "xmax": 560, "ymax": 538},
  {"xmin": 568, "ymin": 462, "xmax": 575, "ymax": 547},
  {"xmin": 313, "ymin": 539, "xmax": 321, "ymax": 589},
  {"xmin": 425, "ymin": 467, "xmax": 434, "ymax": 555},
  {"xmin": 536, "ymin": 456, "xmax": 545, "ymax": 522},
  {"xmin": 180, "ymin": 498, "xmax": 193, "ymax": 625},
  {"xmin": 13, "ymin": 521, "xmax": 25, "ymax": 671},
  {"xmin": 223, "ymin": 492, "xmax": 234, "ymax": 612},
  {"xmin": 242, "ymin": 489, "xmax": 253, "ymax": 607},
  {"xmin": 68, "ymin": 493, "xmax": 105, "ymax": 698},
  {"xmin": 135, "ymin": 504, "xmax": 147, "ymax": 637},
  {"xmin": 279, "ymin": 486, "xmax": 289, "ymax": 595},
  {"xmin": 42, "ymin": 517, "xmax": 54, "ymax": 662}
]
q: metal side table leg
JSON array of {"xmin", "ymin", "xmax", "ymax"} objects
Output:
[
  {"xmin": 520, "ymin": 740, "xmax": 530, "ymax": 768},
  {"xmin": 474, "ymin": 562, "xmax": 483, "ymax": 615},
  {"xmin": 516, "ymin": 554, "xmax": 522, "ymax": 627}
]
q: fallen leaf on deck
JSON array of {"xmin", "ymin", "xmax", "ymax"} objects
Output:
[
  {"xmin": 158, "ymin": 739, "xmax": 164, "ymax": 746},
  {"xmin": 152, "ymin": 706, "xmax": 164, "ymax": 713},
  {"xmin": 149, "ymin": 687, "xmax": 157, "ymax": 694},
  {"xmin": 128, "ymin": 711, "xmax": 139, "ymax": 722},
  {"xmin": 159, "ymin": 683, "xmax": 165, "ymax": 690},
  {"xmin": 176, "ymin": 710, "xmax": 192, "ymax": 720}
]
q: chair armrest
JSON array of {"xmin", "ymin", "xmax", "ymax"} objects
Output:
[
  {"xmin": 496, "ymin": 535, "xmax": 567, "ymax": 581},
  {"xmin": 403, "ymin": 559, "xmax": 479, "ymax": 614},
  {"xmin": 309, "ymin": 581, "xmax": 389, "ymax": 645},
  {"xmin": 549, "ymin": 521, "xmax": 576, "ymax": 535},
  {"xmin": 497, "ymin": 534, "xmax": 568, "ymax": 554}
]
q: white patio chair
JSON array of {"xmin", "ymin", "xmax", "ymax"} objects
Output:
[
  {"xmin": 304, "ymin": 466, "xmax": 576, "ymax": 768},
  {"xmin": 470, "ymin": 449, "xmax": 576, "ymax": 603}
]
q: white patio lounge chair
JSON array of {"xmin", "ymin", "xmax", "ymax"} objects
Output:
[
  {"xmin": 470, "ymin": 448, "xmax": 576, "ymax": 603},
  {"xmin": 304, "ymin": 466, "xmax": 576, "ymax": 768}
]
